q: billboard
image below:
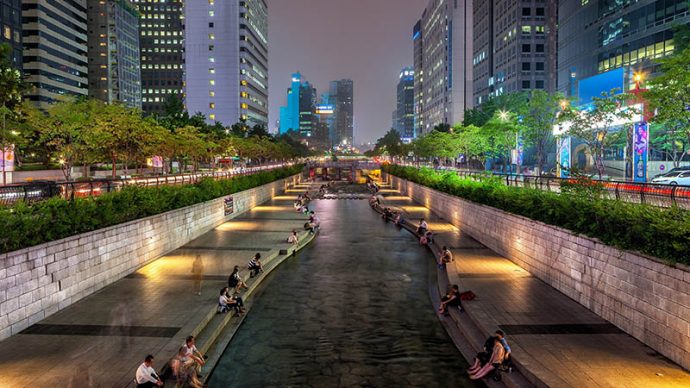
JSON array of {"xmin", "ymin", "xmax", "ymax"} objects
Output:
[
  {"xmin": 315, "ymin": 105, "xmax": 334, "ymax": 115},
  {"xmin": 0, "ymin": 145, "xmax": 15, "ymax": 172},
  {"xmin": 578, "ymin": 68, "xmax": 625, "ymax": 106}
]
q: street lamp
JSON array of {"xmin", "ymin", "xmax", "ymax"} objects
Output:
[
  {"xmin": 560, "ymin": 100, "xmax": 569, "ymax": 110},
  {"xmin": 498, "ymin": 110, "xmax": 510, "ymax": 121}
]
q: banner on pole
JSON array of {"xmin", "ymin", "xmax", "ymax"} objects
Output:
[
  {"xmin": 152, "ymin": 155, "xmax": 163, "ymax": 168},
  {"xmin": 0, "ymin": 145, "xmax": 15, "ymax": 172},
  {"xmin": 558, "ymin": 137, "xmax": 571, "ymax": 178},
  {"xmin": 633, "ymin": 122, "xmax": 648, "ymax": 183}
]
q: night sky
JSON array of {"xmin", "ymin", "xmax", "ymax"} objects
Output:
[{"xmin": 267, "ymin": 0, "xmax": 425, "ymax": 144}]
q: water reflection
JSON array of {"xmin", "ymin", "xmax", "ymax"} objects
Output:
[{"xmin": 209, "ymin": 200, "xmax": 476, "ymax": 387}]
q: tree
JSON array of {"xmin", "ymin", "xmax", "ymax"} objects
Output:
[
  {"xmin": 520, "ymin": 90, "xmax": 566, "ymax": 175},
  {"xmin": 562, "ymin": 90, "xmax": 634, "ymax": 178},
  {"xmin": 0, "ymin": 43, "xmax": 27, "ymax": 184},
  {"xmin": 645, "ymin": 47, "xmax": 690, "ymax": 161},
  {"xmin": 373, "ymin": 128, "xmax": 404, "ymax": 157},
  {"xmin": 482, "ymin": 111, "xmax": 520, "ymax": 172}
]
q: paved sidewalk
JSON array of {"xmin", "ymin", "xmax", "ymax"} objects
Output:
[
  {"xmin": 0, "ymin": 182, "xmax": 317, "ymax": 388},
  {"xmin": 379, "ymin": 184, "xmax": 690, "ymax": 388}
]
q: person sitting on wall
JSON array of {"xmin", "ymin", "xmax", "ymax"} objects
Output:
[
  {"xmin": 247, "ymin": 253, "xmax": 264, "ymax": 278},
  {"xmin": 469, "ymin": 337, "xmax": 506, "ymax": 380},
  {"xmin": 420, "ymin": 230, "xmax": 433, "ymax": 246},
  {"xmin": 439, "ymin": 246, "xmax": 454, "ymax": 267},
  {"xmin": 228, "ymin": 265, "xmax": 248, "ymax": 293},
  {"xmin": 171, "ymin": 346, "xmax": 203, "ymax": 388},
  {"xmin": 467, "ymin": 335, "xmax": 498, "ymax": 375},
  {"xmin": 307, "ymin": 211, "xmax": 321, "ymax": 234},
  {"xmin": 218, "ymin": 287, "xmax": 245, "ymax": 316},
  {"xmin": 287, "ymin": 230, "xmax": 299, "ymax": 245},
  {"xmin": 393, "ymin": 212, "xmax": 403, "ymax": 226},
  {"xmin": 416, "ymin": 218, "xmax": 428, "ymax": 235},
  {"xmin": 438, "ymin": 284, "xmax": 463, "ymax": 315},
  {"xmin": 135, "ymin": 355, "xmax": 163, "ymax": 388}
]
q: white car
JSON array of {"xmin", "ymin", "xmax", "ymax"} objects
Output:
[{"xmin": 651, "ymin": 170, "xmax": 690, "ymax": 186}]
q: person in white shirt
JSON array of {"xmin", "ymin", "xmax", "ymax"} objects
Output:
[
  {"xmin": 135, "ymin": 355, "xmax": 163, "ymax": 388},
  {"xmin": 182, "ymin": 336, "xmax": 206, "ymax": 376},
  {"xmin": 416, "ymin": 219, "xmax": 428, "ymax": 235},
  {"xmin": 287, "ymin": 230, "xmax": 299, "ymax": 245}
]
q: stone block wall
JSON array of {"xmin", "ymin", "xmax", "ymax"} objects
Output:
[
  {"xmin": 0, "ymin": 174, "xmax": 300, "ymax": 340},
  {"xmin": 388, "ymin": 174, "xmax": 690, "ymax": 370}
]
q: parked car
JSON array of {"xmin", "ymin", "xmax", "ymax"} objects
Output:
[{"xmin": 651, "ymin": 170, "xmax": 690, "ymax": 185}]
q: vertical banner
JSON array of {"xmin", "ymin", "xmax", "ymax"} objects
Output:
[
  {"xmin": 558, "ymin": 137, "xmax": 571, "ymax": 178},
  {"xmin": 517, "ymin": 135, "xmax": 524, "ymax": 167},
  {"xmin": 152, "ymin": 155, "xmax": 163, "ymax": 168},
  {"xmin": 0, "ymin": 145, "xmax": 15, "ymax": 172},
  {"xmin": 224, "ymin": 196, "xmax": 234, "ymax": 216},
  {"xmin": 633, "ymin": 122, "xmax": 648, "ymax": 183}
]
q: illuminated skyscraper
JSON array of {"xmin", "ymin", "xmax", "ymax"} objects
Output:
[
  {"xmin": 330, "ymin": 79, "xmax": 353, "ymax": 146},
  {"xmin": 395, "ymin": 67, "xmax": 415, "ymax": 141},
  {"xmin": 185, "ymin": 0, "xmax": 268, "ymax": 126},
  {"xmin": 1, "ymin": 0, "xmax": 22, "ymax": 67},
  {"xmin": 279, "ymin": 72, "xmax": 316, "ymax": 137},
  {"xmin": 87, "ymin": 0, "xmax": 142, "ymax": 108}
]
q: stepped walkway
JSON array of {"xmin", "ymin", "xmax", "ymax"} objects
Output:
[
  {"xmin": 0, "ymin": 181, "xmax": 318, "ymax": 388},
  {"xmin": 374, "ymin": 180, "xmax": 690, "ymax": 388}
]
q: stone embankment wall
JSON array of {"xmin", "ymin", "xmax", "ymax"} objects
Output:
[
  {"xmin": 0, "ymin": 175, "xmax": 300, "ymax": 340},
  {"xmin": 387, "ymin": 174, "xmax": 690, "ymax": 370}
]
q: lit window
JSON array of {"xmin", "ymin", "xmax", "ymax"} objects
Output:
[
  {"xmin": 209, "ymin": 91, "xmax": 215, "ymax": 97},
  {"xmin": 209, "ymin": 57, "xmax": 215, "ymax": 62},
  {"xmin": 209, "ymin": 103, "xmax": 215, "ymax": 109},
  {"xmin": 209, "ymin": 11, "xmax": 215, "ymax": 17},
  {"xmin": 3, "ymin": 25, "xmax": 10, "ymax": 40},
  {"xmin": 209, "ymin": 114, "xmax": 216, "ymax": 120},
  {"xmin": 209, "ymin": 68, "xmax": 215, "ymax": 74},
  {"xmin": 209, "ymin": 79, "xmax": 215, "ymax": 86},
  {"xmin": 521, "ymin": 26, "xmax": 531, "ymax": 34},
  {"xmin": 208, "ymin": 34, "xmax": 215, "ymax": 40}
]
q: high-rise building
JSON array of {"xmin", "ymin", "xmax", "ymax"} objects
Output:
[
  {"xmin": 412, "ymin": 20, "xmax": 424, "ymax": 136},
  {"xmin": 395, "ymin": 67, "xmax": 415, "ymax": 140},
  {"xmin": 558, "ymin": 0, "xmax": 689, "ymax": 97},
  {"xmin": 279, "ymin": 72, "xmax": 316, "ymax": 137},
  {"xmin": 87, "ymin": 0, "xmax": 142, "ymax": 108},
  {"xmin": 131, "ymin": 0, "xmax": 184, "ymax": 115},
  {"xmin": 330, "ymin": 79, "xmax": 353, "ymax": 146},
  {"xmin": 473, "ymin": 0, "xmax": 557, "ymax": 106},
  {"xmin": 22, "ymin": 0, "xmax": 88, "ymax": 106},
  {"xmin": 1, "ymin": 0, "xmax": 22, "ymax": 67},
  {"xmin": 184, "ymin": 0, "xmax": 268, "ymax": 126},
  {"xmin": 414, "ymin": 0, "xmax": 473, "ymax": 134}
]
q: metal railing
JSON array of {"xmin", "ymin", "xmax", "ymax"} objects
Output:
[
  {"xmin": 395, "ymin": 163, "xmax": 690, "ymax": 209},
  {"xmin": 0, "ymin": 163, "xmax": 294, "ymax": 206}
]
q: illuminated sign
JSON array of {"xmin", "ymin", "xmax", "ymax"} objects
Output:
[
  {"xmin": 553, "ymin": 103, "xmax": 643, "ymax": 136},
  {"xmin": 316, "ymin": 105, "xmax": 334, "ymax": 115}
]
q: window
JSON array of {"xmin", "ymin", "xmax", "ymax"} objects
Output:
[
  {"xmin": 536, "ymin": 8, "xmax": 545, "ymax": 16},
  {"xmin": 3, "ymin": 25, "xmax": 11, "ymax": 40},
  {"xmin": 209, "ymin": 103, "xmax": 215, "ymax": 109},
  {"xmin": 535, "ymin": 25, "xmax": 545, "ymax": 34},
  {"xmin": 522, "ymin": 80, "xmax": 531, "ymax": 89},
  {"xmin": 208, "ymin": 34, "xmax": 215, "ymax": 40},
  {"xmin": 209, "ymin": 22, "xmax": 214, "ymax": 28},
  {"xmin": 209, "ymin": 79, "xmax": 215, "ymax": 86},
  {"xmin": 521, "ymin": 26, "xmax": 531, "ymax": 34},
  {"xmin": 209, "ymin": 68, "xmax": 215, "ymax": 74},
  {"xmin": 522, "ymin": 44, "xmax": 531, "ymax": 53},
  {"xmin": 522, "ymin": 62, "xmax": 531, "ymax": 71},
  {"xmin": 209, "ymin": 10, "xmax": 215, "ymax": 17},
  {"xmin": 209, "ymin": 57, "xmax": 215, "ymax": 62},
  {"xmin": 209, "ymin": 91, "xmax": 215, "ymax": 97},
  {"xmin": 536, "ymin": 44, "xmax": 544, "ymax": 53},
  {"xmin": 536, "ymin": 62, "xmax": 545, "ymax": 71},
  {"xmin": 535, "ymin": 80, "xmax": 544, "ymax": 89},
  {"xmin": 209, "ymin": 45, "xmax": 214, "ymax": 51},
  {"xmin": 522, "ymin": 8, "xmax": 531, "ymax": 16},
  {"xmin": 209, "ymin": 114, "xmax": 216, "ymax": 120}
]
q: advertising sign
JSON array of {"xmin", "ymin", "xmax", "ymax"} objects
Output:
[
  {"xmin": 0, "ymin": 145, "xmax": 15, "ymax": 172},
  {"xmin": 152, "ymin": 155, "xmax": 163, "ymax": 168},
  {"xmin": 224, "ymin": 196, "xmax": 234, "ymax": 216},
  {"xmin": 516, "ymin": 135, "xmax": 524, "ymax": 166},
  {"xmin": 558, "ymin": 137, "xmax": 571, "ymax": 178},
  {"xmin": 633, "ymin": 122, "xmax": 649, "ymax": 183}
]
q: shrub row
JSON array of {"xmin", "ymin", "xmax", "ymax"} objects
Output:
[
  {"xmin": 0, "ymin": 165, "xmax": 304, "ymax": 254},
  {"xmin": 384, "ymin": 165, "xmax": 690, "ymax": 265}
]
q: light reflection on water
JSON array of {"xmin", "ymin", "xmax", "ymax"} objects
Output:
[{"xmin": 209, "ymin": 200, "xmax": 477, "ymax": 388}]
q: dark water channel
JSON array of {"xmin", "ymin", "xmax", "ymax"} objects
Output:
[{"xmin": 209, "ymin": 199, "xmax": 476, "ymax": 387}]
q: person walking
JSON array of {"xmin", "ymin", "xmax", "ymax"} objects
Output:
[{"xmin": 192, "ymin": 255, "xmax": 204, "ymax": 296}]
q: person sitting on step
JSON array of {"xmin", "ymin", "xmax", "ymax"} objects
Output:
[
  {"xmin": 247, "ymin": 253, "xmax": 263, "ymax": 278},
  {"xmin": 228, "ymin": 265, "xmax": 248, "ymax": 293},
  {"xmin": 438, "ymin": 284, "xmax": 463, "ymax": 315},
  {"xmin": 469, "ymin": 337, "xmax": 506, "ymax": 380},
  {"xmin": 439, "ymin": 246, "xmax": 453, "ymax": 267},
  {"xmin": 287, "ymin": 230, "xmax": 299, "ymax": 245},
  {"xmin": 416, "ymin": 218, "xmax": 428, "ymax": 235},
  {"xmin": 218, "ymin": 287, "xmax": 245, "ymax": 316}
]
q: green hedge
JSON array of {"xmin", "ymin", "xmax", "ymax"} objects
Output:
[
  {"xmin": 0, "ymin": 165, "xmax": 304, "ymax": 253},
  {"xmin": 384, "ymin": 165, "xmax": 690, "ymax": 265}
]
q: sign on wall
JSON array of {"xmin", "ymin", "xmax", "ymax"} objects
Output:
[
  {"xmin": 633, "ymin": 122, "xmax": 649, "ymax": 183},
  {"xmin": 224, "ymin": 196, "xmax": 234, "ymax": 216}
]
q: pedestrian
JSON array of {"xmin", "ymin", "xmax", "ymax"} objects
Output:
[
  {"xmin": 247, "ymin": 253, "xmax": 263, "ymax": 278},
  {"xmin": 192, "ymin": 255, "xmax": 204, "ymax": 296},
  {"xmin": 135, "ymin": 355, "xmax": 163, "ymax": 388}
]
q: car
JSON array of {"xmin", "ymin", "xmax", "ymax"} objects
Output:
[
  {"xmin": 651, "ymin": 170, "xmax": 690, "ymax": 185},
  {"xmin": 653, "ymin": 166, "xmax": 690, "ymax": 179}
]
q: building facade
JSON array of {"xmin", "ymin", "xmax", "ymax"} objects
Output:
[
  {"xmin": 1, "ymin": 0, "xmax": 22, "ymax": 67},
  {"xmin": 395, "ymin": 67, "xmax": 415, "ymax": 140},
  {"xmin": 473, "ymin": 0, "xmax": 557, "ymax": 106},
  {"xmin": 184, "ymin": 0, "xmax": 268, "ymax": 126},
  {"xmin": 330, "ymin": 79, "xmax": 353, "ymax": 146},
  {"xmin": 412, "ymin": 20, "xmax": 424, "ymax": 137},
  {"xmin": 87, "ymin": 0, "xmax": 141, "ymax": 108},
  {"xmin": 22, "ymin": 0, "xmax": 88, "ymax": 106},
  {"xmin": 131, "ymin": 0, "xmax": 183, "ymax": 115},
  {"xmin": 558, "ymin": 0, "xmax": 690, "ymax": 96},
  {"xmin": 414, "ymin": 0, "xmax": 473, "ymax": 134},
  {"xmin": 279, "ymin": 71, "xmax": 316, "ymax": 138}
]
